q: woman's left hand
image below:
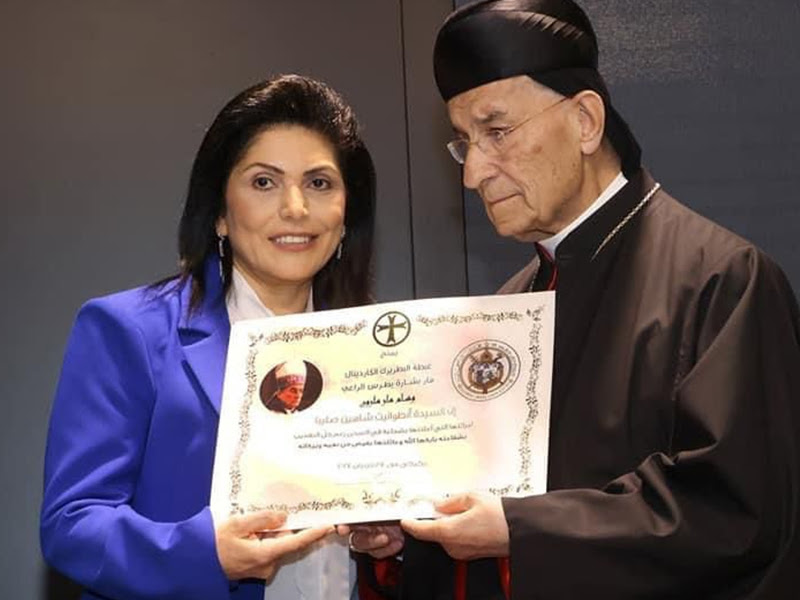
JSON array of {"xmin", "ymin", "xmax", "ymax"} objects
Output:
[{"xmin": 216, "ymin": 510, "xmax": 333, "ymax": 580}]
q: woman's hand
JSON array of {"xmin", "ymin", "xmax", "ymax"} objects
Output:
[
  {"xmin": 216, "ymin": 510, "xmax": 333, "ymax": 580},
  {"xmin": 337, "ymin": 523, "xmax": 405, "ymax": 559}
]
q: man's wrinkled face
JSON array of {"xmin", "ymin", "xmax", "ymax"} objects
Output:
[
  {"xmin": 276, "ymin": 384, "xmax": 304, "ymax": 410},
  {"xmin": 447, "ymin": 76, "xmax": 585, "ymax": 242}
]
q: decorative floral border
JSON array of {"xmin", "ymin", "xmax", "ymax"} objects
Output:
[
  {"xmin": 246, "ymin": 321, "xmax": 368, "ymax": 348},
  {"xmin": 417, "ymin": 310, "xmax": 524, "ymax": 327},
  {"xmin": 494, "ymin": 306, "xmax": 544, "ymax": 494},
  {"xmin": 226, "ymin": 308, "xmax": 546, "ymax": 515},
  {"xmin": 249, "ymin": 497, "xmax": 354, "ymax": 514},
  {"xmin": 252, "ymin": 490, "xmax": 433, "ymax": 515},
  {"xmin": 418, "ymin": 307, "xmax": 544, "ymax": 496},
  {"xmin": 228, "ymin": 321, "xmax": 366, "ymax": 514},
  {"xmin": 362, "ymin": 489, "xmax": 401, "ymax": 505}
]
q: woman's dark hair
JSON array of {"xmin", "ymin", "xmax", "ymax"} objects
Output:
[{"xmin": 177, "ymin": 74, "xmax": 375, "ymax": 311}]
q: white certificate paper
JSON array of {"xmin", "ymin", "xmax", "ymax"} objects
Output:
[{"xmin": 210, "ymin": 292, "xmax": 554, "ymax": 529}]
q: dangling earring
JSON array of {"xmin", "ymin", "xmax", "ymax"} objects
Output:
[
  {"xmin": 336, "ymin": 226, "xmax": 346, "ymax": 261},
  {"xmin": 217, "ymin": 233, "xmax": 226, "ymax": 282}
]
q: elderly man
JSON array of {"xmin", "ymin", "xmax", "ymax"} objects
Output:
[
  {"xmin": 348, "ymin": 1, "xmax": 800, "ymax": 599},
  {"xmin": 263, "ymin": 360, "xmax": 308, "ymax": 413}
]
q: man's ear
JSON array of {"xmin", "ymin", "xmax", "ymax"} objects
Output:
[{"xmin": 574, "ymin": 90, "xmax": 606, "ymax": 156}]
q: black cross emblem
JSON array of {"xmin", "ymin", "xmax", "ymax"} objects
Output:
[{"xmin": 372, "ymin": 311, "xmax": 411, "ymax": 347}]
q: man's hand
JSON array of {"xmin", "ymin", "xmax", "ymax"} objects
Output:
[
  {"xmin": 336, "ymin": 523, "xmax": 405, "ymax": 559},
  {"xmin": 401, "ymin": 493, "xmax": 509, "ymax": 560},
  {"xmin": 216, "ymin": 510, "xmax": 333, "ymax": 580}
]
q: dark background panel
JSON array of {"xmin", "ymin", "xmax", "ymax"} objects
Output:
[
  {"xmin": 0, "ymin": 1, "xmax": 415, "ymax": 598},
  {"xmin": 2, "ymin": 1, "xmax": 799, "ymax": 598},
  {"xmin": 461, "ymin": 0, "xmax": 800, "ymax": 295},
  {"xmin": 402, "ymin": 0, "xmax": 468, "ymax": 298}
]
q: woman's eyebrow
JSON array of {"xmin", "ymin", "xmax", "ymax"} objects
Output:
[
  {"xmin": 240, "ymin": 162, "xmax": 284, "ymax": 174},
  {"xmin": 304, "ymin": 165, "xmax": 339, "ymax": 177}
]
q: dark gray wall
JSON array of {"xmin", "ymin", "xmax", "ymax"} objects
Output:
[
  {"xmin": 462, "ymin": 0, "xmax": 800, "ymax": 294},
  {"xmin": 0, "ymin": 1, "xmax": 456, "ymax": 597},
  {"xmin": 2, "ymin": 1, "xmax": 798, "ymax": 598}
]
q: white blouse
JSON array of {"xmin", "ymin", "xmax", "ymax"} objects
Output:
[{"xmin": 225, "ymin": 267, "xmax": 357, "ymax": 600}]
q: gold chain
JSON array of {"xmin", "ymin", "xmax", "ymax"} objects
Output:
[{"xmin": 591, "ymin": 183, "xmax": 661, "ymax": 261}]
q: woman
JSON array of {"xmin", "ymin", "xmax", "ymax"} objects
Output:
[{"xmin": 41, "ymin": 74, "xmax": 376, "ymax": 599}]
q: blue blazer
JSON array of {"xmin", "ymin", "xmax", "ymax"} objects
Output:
[{"xmin": 41, "ymin": 260, "xmax": 265, "ymax": 599}]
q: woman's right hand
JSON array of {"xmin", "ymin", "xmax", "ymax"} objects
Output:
[{"xmin": 215, "ymin": 510, "xmax": 332, "ymax": 580}]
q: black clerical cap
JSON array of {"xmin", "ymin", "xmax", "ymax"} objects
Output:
[{"xmin": 434, "ymin": 0, "xmax": 641, "ymax": 175}]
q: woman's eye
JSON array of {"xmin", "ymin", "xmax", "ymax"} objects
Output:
[
  {"xmin": 309, "ymin": 177, "xmax": 331, "ymax": 190},
  {"xmin": 253, "ymin": 176, "xmax": 274, "ymax": 190}
]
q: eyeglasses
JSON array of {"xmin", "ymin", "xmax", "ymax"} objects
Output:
[{"xmin": 446, "ymin": 97, "xmax": 571, "ymax": 165}]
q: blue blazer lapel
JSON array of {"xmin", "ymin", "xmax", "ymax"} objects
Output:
[{"xmin": 178, "ymin": 262, "xmax": 230, "ymax": 415}]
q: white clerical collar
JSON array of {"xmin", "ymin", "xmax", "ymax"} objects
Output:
[
  {"xmin": 538, "ymin": 171, "xmax": 628, "ymax": 256},
  {"xmin": 226, "ymin": 266, "xmax": 314, "ymax": 325}
]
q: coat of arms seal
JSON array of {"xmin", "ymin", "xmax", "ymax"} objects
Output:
[{"xmin": 451, "ymin": 339, "xmax": 520, "ymax": 401}]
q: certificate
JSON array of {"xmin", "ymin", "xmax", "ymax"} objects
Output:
[{"xmin": 209, "ymin": 291, "xmax": 554, "ymax": 529}]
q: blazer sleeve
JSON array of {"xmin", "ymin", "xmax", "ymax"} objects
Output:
[
  {"xmin": 503, "ymin": 248, "xmax": 800, "ymax": 597},
  {"xmin": 40, "ymin": 297, "xmax": 233, "ymax": 600}
]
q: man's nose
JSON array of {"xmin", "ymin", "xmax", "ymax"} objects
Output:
[
  {"xmin": 461, "ymin": 144, "xmax": 496, "ymax": 190},
  {"xmin": 280, "ymin": 185, "xmax": 309, "ymax": 219}
]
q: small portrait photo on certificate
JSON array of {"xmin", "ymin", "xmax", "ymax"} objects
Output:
[{"xmin": 259, "ymin": 359, "xmax": 323, "ymax": 414}]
